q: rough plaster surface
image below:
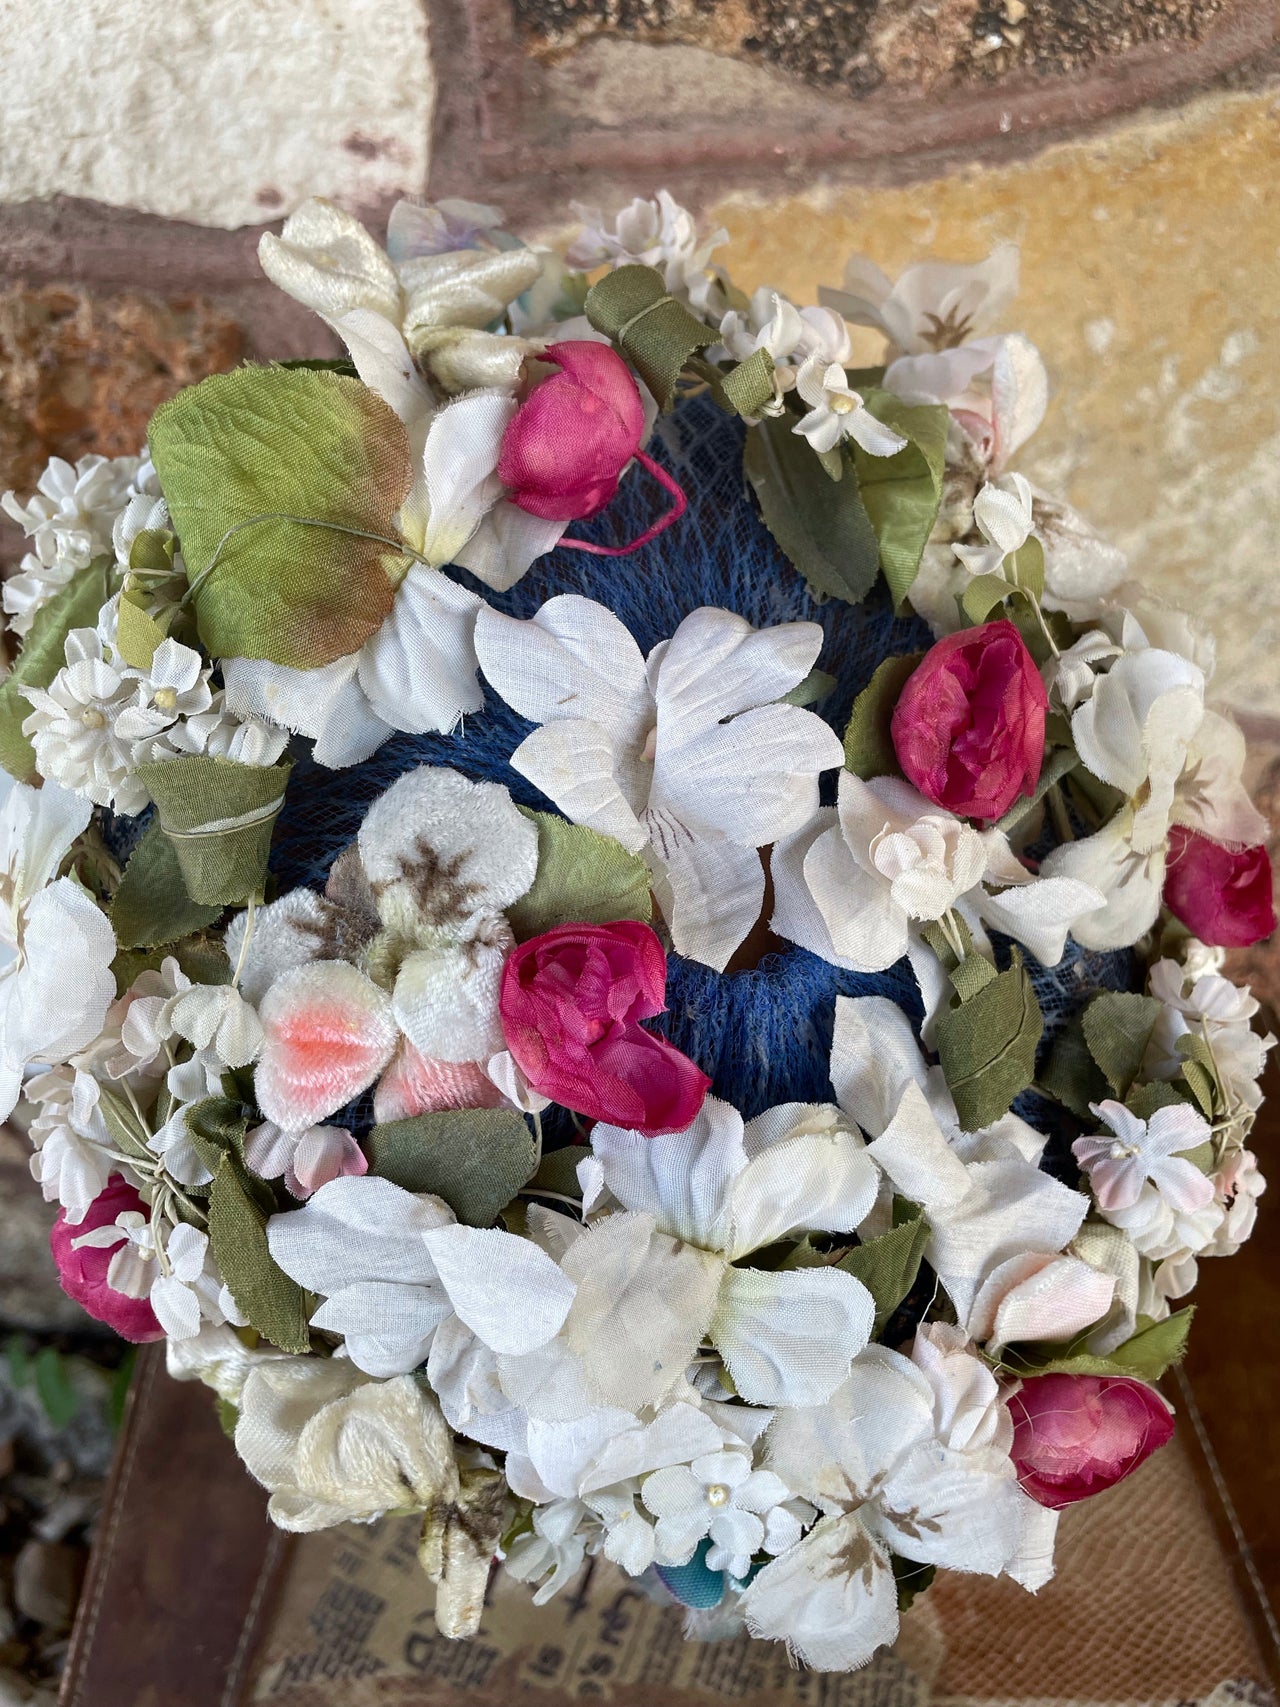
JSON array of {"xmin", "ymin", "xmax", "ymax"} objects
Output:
[
  {"xmin": 683, "ymin": 87, "xmax": 1280, "ymax": 722},
  {"xmin": 0, "ymin": 0, "xmax": 432, "ymax": 229}
]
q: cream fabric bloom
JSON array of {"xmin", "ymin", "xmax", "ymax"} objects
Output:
[{"xmin": 476, "ymin": 596, "xmax": 845, "ymax": 971}]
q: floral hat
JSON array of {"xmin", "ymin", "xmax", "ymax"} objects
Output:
[{"xmin": 0, "ymin": 190, "xmax": 1272, "ymax": 1671}]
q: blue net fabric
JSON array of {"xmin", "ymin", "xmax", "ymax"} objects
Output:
[{"xmin": 268, "ymin": 390, "xmax": 1136, "ymax": 1129}]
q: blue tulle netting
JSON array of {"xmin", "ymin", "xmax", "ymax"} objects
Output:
[{"xmin": 270, "ymin": 389, "xmax": 1135, "ymax": 1131}]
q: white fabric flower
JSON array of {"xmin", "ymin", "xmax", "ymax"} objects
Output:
[
  {"xmin": 952, "ymin": 473, "xmax": 1035, "ymax": 579},
  {"xmin": 772, "ymin": 772, "xmax": 1103, "ymax": 1023},
  {"xmin": 1207, "ymin": 1149, "xmax": 1265, "ymax": 1257},
  {"xmin": 235, "ymin": 1357, "xmax": 460, "ymax": 1532},
  {"xmin": 21, "ymin": 629, "xmax": 148, "ymax": 812},
  {"xmin": 72, "ymin": 1213, "xmax": 240, "ymax": 1339},
  {"xmin": 792, "ymin": 356, "xmax": 908, "ymax": 458},
  {"xmin": 266, "ymin": 1175, "xmax": 575, "ymax": 1378},
  {"xmin": 576, "ymin": 1097, "xmax": 878, "ymax": 1408},
  {"xmin": 0, "ymin": 782, "xmax": 116, "ymax": 1121},
  {"xmin": 641, "ymin": 1448, "xmax": 795, "ymax": 1578},
  {"xmin": 567, "ymin": 192, "xmax": 728, "ymax": 317},
  {"xmin": 828, "ymin": 996, "xmax": 1096, "ymax": 1334},
  {"xmin": 505, "ymin": 1500, "xmax": 595, "ymax": 1603},
  {"xmin": 1042, "ymin": 644, "xmax": 1265, "ymax": 949},
  {"xmin": 821, "ymin": 247, "xmax": 1020, "ymax": 358},
  {"xmin": 1145, "ymin": 957, "xmax": 1273, "ymax": 1123},
  {"xmin": 715, "ymin": 291, "xmax": 851, "ymax": 395},
  {"xmin": 475, "ymin": 597, "xmax": 844, "ymax": 970},
  {"xmin": 2, "ymin": 453, "xmax": 140, "ymax": 638},
  {"xmin": 25, "ymin": 1067, "xmax": 116, "ymax": 1225},
  {"xmin": 741, "ymin": 1341, "xmax": 1048, "ymax": 1671},
  {"xmin": 112, "ymin": 638, "xmax": 214, "ymax": 744},
  {"xmin": 1075, "ymin": 1099, "xmax": 1216, "ymax": 1215},
  {"xmin": 236, "ymin": 768, "xmax": 538, "ymax": 1130}
]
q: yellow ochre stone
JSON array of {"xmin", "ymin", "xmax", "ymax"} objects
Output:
[{"xmin": 706, "ymin": 88, "xmax": 1280, "ymax": 721}]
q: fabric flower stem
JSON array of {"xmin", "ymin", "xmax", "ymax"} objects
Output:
[{"xmin": 558, "ymin": 453, "xmax": 689, "ymax": 557}]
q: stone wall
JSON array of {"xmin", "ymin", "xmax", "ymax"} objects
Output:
[{"xmin": 1, "ymin": 0, "xmax": 1277, "ymax": 732}]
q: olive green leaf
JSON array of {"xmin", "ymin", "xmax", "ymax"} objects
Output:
[
  {"xmin": 780, "ymin": 667, "xmax": 837, "ymax": 709},
  {"xmin": 526, "ymin": 1146, "xmax": 586, "ymax": 1202},
  {"xmin": 959, "ymin": 573, "xmax": 1015, "ymax": 626},
  {"xmin": 834, "ymin": 1199, "xmax": 931, "ymax": 1334},
  {"xmin": 936, "ymin": 950, "xmax": 1043, "ymax": 1131},
  {"xmin": 851, "ymin": 390, "xmax": 949, "ymax": 608},
  {"xmin": 367, "ymin": 1109, "xmax": 538, "ymax": 1227},
  {"xmin": 743, "ymin": 415, "xmax": 881, "ymax": 605},
  {"xmin": 719, "ymin": 347, "xmax": 779, "ymax": 419},
  {"xmin": 842, "ymin": 652, "xmax": 922, "ymax": 780},
  {"xmin": 111, "ymin": 932, "xmax": 231, "ymax": 999},
  {"xmin": 184, "ymin": 1097, "xmax": 250, "ymax": 1179},
  {"xmin": 148, "ymin": 365, "xmax": 412, "ymax": 670},
  {"xmin": 507, "ymin": 810, "xmax": 652, "ymax": 941},
  {"xmin": 110, "ymin": 822, "xmax": 223, "ymax": 949},
  {"xmin": 1019, "ymin": 1307, "xmax": 1193, "ymax": 1383},
  {"xmin": 1082, "ymin": 991, "xmax": 1163, "ymax": 1099},
  {"xmin": 0, "ymin": 557, "xmax": 111, "ymax": 781},
  {"xmin": 1124, "ymin": 1080, "xmax": 1191, "ymax": 1121},
  {"xmin": 584, "ymin": 264, "xmax": 712, "ymax": 410},
  {"xmin": 1039, "ymin": 1014, "xmax": 1109, "ymax": 1121},
  {"xmin": 135, "ymin": 753, "xmax": 292, "ymax": 907},
  {"xmin": 993, "ymin": 745, "xmax": 1080, "ymax": 836},
  {"xmin": 208, "ymin": 1154, "xmax": 311, "ymax": 1354}
]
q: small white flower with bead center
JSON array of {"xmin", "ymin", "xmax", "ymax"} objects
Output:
[
  {"xmin": 792, "ymin": 355, "xmax": 908, "ymax": 458},
  {"xmin": 641, "ymin": 1449, "xmax": 798, "ymax": 1579}
]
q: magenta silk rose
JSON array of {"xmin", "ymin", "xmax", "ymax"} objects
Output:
[
  {"xmin": 1008, "ymin": 1373, "xmax": 1174, "ymax": 1509},
  {"xmin": 891, "ymin": 620, "xmax": 1047, "ymax": 821},
  {"xmin": 50, "ymin": 1176, "xmax": 164, "ymax": 1344},
  {"xmin": 498, "ymin": 340, "xmax": 646, "ymax": 522},
  {"xmin": 1163, "ymin": 825, "xmax": 1276, "ymax": 948},
  {"xmin": 499, "ymin": 920, "xmax": 711, "ymax": 1136}
]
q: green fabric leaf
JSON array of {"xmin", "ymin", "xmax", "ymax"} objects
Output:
[
  {"xmin": 1082, "ymin": 991, "xmax": 1163, "ymax": 1098},
  {"xmin": 136, "ymin": 754, "xmax": 292, "ymax": 907},
  {"xmin": 917, "ymin": 912, "xmax": 975, "ymax": 978},
  {"xmin": 1022, "ymin": 1307, "xmax": 1193, "ymax": 1382},
  {"xmin": 949, "ymin": 951, "xmax": 998, "ymax": 1003},
  {"xmin": 0, "ymin": 558, "xmax": 111, "ymax": 781},
  {"xmin": 777, "ymin": 1234, "xmax": 830, "ymax": 1270},
  {"xmin": 111, "ymin": 932, "xmax": 230, "ymax": 998},
  {"xmin": 184, "ymin": 1097, "xmax": 250, "ymax": 1178},
  {"xmin": 743, "ymin": 417, "xmax": 881, "ymax": 605},
  {"xmin": 109, "ymin": 821, "xmax": 223, "ymax": 949},
  {"xmin": 780, "ymin": 668, "xmax": 837, "ymax": 709},
  {"xmin": 992, "ymin": 745, "xmax": 1080, "ymax": 836},
  {"xmin": 841, "ymin": 652, "xmax": 922, "ymax": 779},
  {"xmin": 834, "ymin": 1200, "xmax": 930, "ymax": 1333},
  {"xmin": 208, "ymin": 1154, "xmax": 310, "ymax": 1354},
  {"xmin": 1179, "ymin": 1059, "xmax": 1216, "ymax": 1120},
  {"xmin": 114, "ymin": 590, "xmax": 167, "ymax": 673},
  {"xmin": 526, "ymin": 1146, "xmax": 586, "ymax": 1202},
  {"xmin": 96, "ymin": 1086, "xmax": 158, "ymax": 1166},
  {"xmin": 851, "ymin": 390, "xmax": 949, "ymax": 608},
  {"xmin": 1007, "ymin": 535, "xmax": 1046, "ymax": 601},
  {"xmin": 1124, "ymin": 1080, "xmax": 1190, "ymax": 1120},
  {"xmin": 1039, "ymin": 1015, "xmax": 1109, "ymax": 1121},
  {"xmin": 148, "ymin": 365, "xmax": 411, "ymax": 670},
  {"xmin": 719, "ymin": 347, "xmax": 778, "ymax": 419},
  {"xmin": 959, "ymin": 573, "xmax": 1014, "ymax": 625},
  {"xmin": 507, "ymin": 810, "xmax": 652, "ymax": 941},
  {"xmin": 367, "ymin": 1109, "xmax": 538, "ymax": 1227},
  {"xmin": 936, "ymin": 951, "xmax": 1043, "ymax": 1131},
  {"xmin": 584, "ymin": 264, "xmax": 712, "ymax": 410}
]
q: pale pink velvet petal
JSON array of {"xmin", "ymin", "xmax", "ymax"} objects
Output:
[
  {"xmin": 372, "ymin": 1040, "xmax": 505, "ymax": 1124},
  {"xmin": 256, "ymin": 962, "xmax": 399, "ymax": 1133}
]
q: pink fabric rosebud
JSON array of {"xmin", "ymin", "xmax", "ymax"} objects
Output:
[
  {"xmin": 498, "ymin": 921, "xmax": 711, "ymax": 1136},
  {"xmin": 1163, "ymin": 825, "xmax": 1275, "ymax": 948},
  {"xmin": 50, "ymin": 1177, "xmax": 164, "ymax": 1344},
  {"xmin": 891, "ymin": 620, "xmax": 1047, "ymax": 821},
  {"xmin": 1008, "ymin": 1373, "xmax": 1174, "ymax": 1509},
  {"xmin": 499, "ymin": 340, "xmax": 647, "ymax": 522}
]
